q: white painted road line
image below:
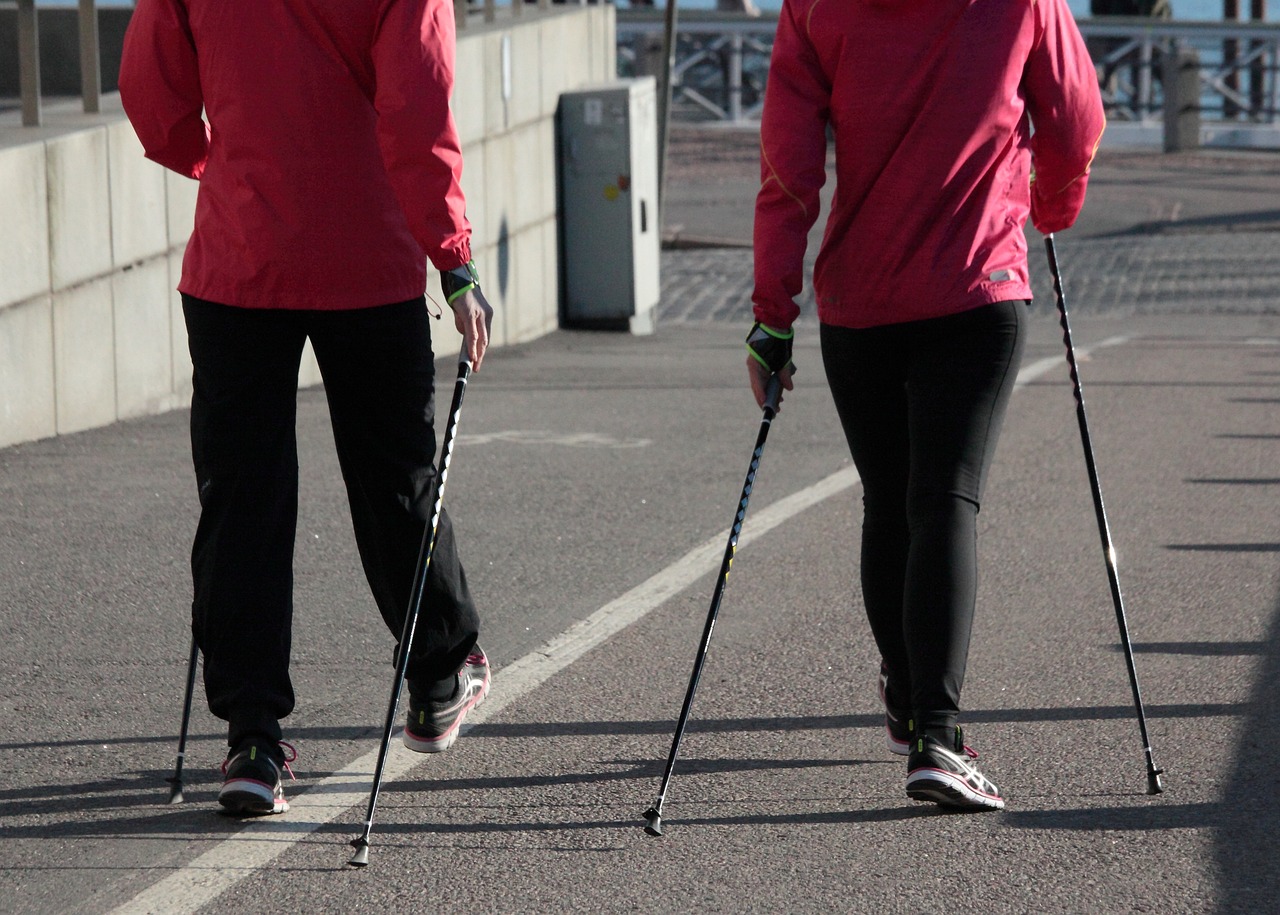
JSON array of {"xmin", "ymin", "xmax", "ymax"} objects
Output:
[{"xmin": 112, "ymin": 337, "xmax": 1124, "ymax": 915}]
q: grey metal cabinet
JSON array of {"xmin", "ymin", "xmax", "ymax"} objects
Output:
[{"xmin": 557, "ymin": 77, "xmax": 660, "ymax": 334}]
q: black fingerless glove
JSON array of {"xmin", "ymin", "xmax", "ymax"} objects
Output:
[
  {"xmin": 746, "ymin": 321, "xmax": 794, "ymax": 374},
  {"xmin": 441, "ymin": 260, "xmax": 481, "ymax": 304}
]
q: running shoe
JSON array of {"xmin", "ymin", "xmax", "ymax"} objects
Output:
[
  {"xmin": 403, "ymin": 647, "xmax": 491, "ymax": 753},
  {"xmin": 906, "ymin": 727, "xmax": 1004, "ymax": 811},
  {"xmin": 219, "ymin": 738, "xmax": 295, "ymax": 816}
]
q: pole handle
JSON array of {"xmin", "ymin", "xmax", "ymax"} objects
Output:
[{"xmin": 763, "ymin": 373, "xmax": 783, "ymax": 416}]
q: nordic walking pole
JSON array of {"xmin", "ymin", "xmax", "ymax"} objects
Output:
[
  {"xmin": 1045, "ymin": 234, "xmax": 1165, "ymax": 795},
  {"xmin": 165, "ymin": 637, "xmax": 200, "ymax": 804},
  {"xmin": 349, "ymin": 358, "xmax": 473, "ymax": 867},
  {"xmin": 643, "ymin": 374, "xmax": 784, "ymax": 837}
]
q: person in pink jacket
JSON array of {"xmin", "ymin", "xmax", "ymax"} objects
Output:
[
  {"xmin": 745, "ymin": 0, "xmax": 1104, "ymax": 810},
  {"xmin": 120, "ymin": 0, "xmax": 494, "ymax": 816}
]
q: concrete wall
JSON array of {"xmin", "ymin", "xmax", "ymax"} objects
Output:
[{"xmin": 0, "ymin": 3, "xmax": 617, "ymax": 449}]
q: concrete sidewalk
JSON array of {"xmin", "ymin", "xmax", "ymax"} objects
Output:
[{"xmin": 0, "ymin": 127, "xmax": 1278, "ymax": 914}]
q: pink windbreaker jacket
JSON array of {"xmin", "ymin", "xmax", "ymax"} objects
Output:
[
  {"xmin": 753, "ymin": 0, "xmax": 1105, "ymax": 330},
  {"xmin": 119, "ymin": 0, "xmax": 471, "ymax": 310}
]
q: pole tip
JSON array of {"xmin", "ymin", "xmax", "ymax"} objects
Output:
[
  {"xmin": 348, "ymin": 838, "xmax": 371, "ymax": 867},
  {"xmin": 642, "ymin": 807, "xmax": 664, "ymax": 837},
  {"xmin": 1147, "ymin": 768, "xmax": 1166, "ymax": 795},
  {"xmin": 165, "ymin": 777, "xmax": 184, "ymax": 805}
]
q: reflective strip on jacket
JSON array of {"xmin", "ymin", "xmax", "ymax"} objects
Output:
[
  {"xmin": 753, "ymin": 0, "xmax": 1105, "ymax": 329},
  {"xmin": 119, "ymin": 0, "xmax": 471, "ymax": 310}
]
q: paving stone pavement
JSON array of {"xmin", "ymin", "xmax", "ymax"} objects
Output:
[
  {"xmin": 658, "ymin": 230, "xmax": 1280, "ymax": 326},
  {"xmin": 656, "ymin": 124, "xmax": 1280, "ymax": 326}
]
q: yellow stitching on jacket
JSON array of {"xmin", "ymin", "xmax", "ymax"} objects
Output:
[
  {"xmin": 760, "ymin": 144, "xmax": 809, "ymax": 220},
  {"xmin": 1049, "ymin": 118, "xmax": 1106, "ymax": 196},
  {"xmin": 804, "ymin": 0, "xmax": 824, "ymax": 38}
]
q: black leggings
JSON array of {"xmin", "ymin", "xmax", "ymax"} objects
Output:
[
  {"xmin": 820, "ymin": 300, "xmax": 1026, "ymax": 737},
  {"xmin": 183, "ymin": 295, "xmax": 480, "ymax": 748}
]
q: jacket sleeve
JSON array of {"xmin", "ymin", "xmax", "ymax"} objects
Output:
[
  {"xmin": 118, "ymin": 0, "xmax": 209, "ymax": 180},
  {"xmin": 1024, "ymin": 0, "xmax": 1106, "ymax": 234},
  {"xmin": 372, "ymin": 0, "xmax": 472, "ymax": 271},
  {"xmin": 751, "ymin": 0, "xmax": 830, "ymax": 329}
]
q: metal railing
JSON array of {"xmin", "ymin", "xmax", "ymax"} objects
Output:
[
  {"xmin": 617, "ymin": 10, "xmax": 1280, "ymax": 133},
  {"xmin": 12, "ymin": 3, "xmax": 1278, "ymax": 136},
  {"xmin": 619, "ymin": 10, "xmax": 774, "ymax": 123},
  {"xmin": 7, "ymin": 0, "xmax": 582, "ymax": 127},
  {"xmin": 12, "ymin": 0, "xmax": 101, "ymax": 126},
  {"xmin": 454, "ymin": 0, "xmax": 563, "ymax": 29},
  {"xmin": 1085, "ymin": 17, "xmax": 1280, "ymax": 122}
]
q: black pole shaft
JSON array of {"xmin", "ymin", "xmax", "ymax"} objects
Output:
[
  {"xmin": 349, "ymin": 359, "xmax": 473, "ymax": 867},
  {"xmin": 656, "ymin": 0, "xmax": 678, "ymax": 217},
  {"xmin": 643, "ymin": 376, "xmax": 782, "ymax": 836},
  {"xmin": 165, "ymin": 637, "xmax": 200, "ymax": 804},
  {"xmin": 1044, "ymin": 235, "xmax": 1164, "ymax": 795}
]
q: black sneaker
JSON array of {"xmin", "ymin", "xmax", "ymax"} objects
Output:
[
  {"xmin": 219, "ymin": 739, "xmax": 295, "ymax": 816},
  {"xmin": 403, "ymin": 647, "xmax": 491, "ymax": 754},
  {"xmin": 906, "ymin": 728, "xmax": 1004, "ymax": 811},
  {"xmin": 877, "ymin": 661, "xmax": 912, "ymax": 756}
]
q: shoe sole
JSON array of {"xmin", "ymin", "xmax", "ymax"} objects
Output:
[
  {"xmin": 906, "ymin": 769, "xmax": 1004, "ymax": 811},
  {"xmin": 219, "ymin": 779, "xmax": 288, "ymax": 816},
  {"xmin": 402, "ymin": 669, "xmax": 491, "ymax": 754}
]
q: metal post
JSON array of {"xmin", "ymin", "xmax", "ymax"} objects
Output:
[
  {"xmin": 1249, "ymin": 0, "xmax": 1266, "ymax": 119},
  {"xmin": 1224, "ymin": 0, "xmax": 1240, "ymax": 118},
  {"xmin": 79, "ymin": 0, "xmax": 101, "ymax": 114},
  {"xmin": 17, "ymin": 0, "xmax": 41, "ymax": 127},
  {"xmin": 728, "ymin": 33, "xmax": 743, "ymax": 123},
  {"xmin": 1138, "ymin": 35, "xmax": 1153, "ymax": 121},
  {"xmin": 656, "ymin": 0, "xmax": 679, "ymax": 218},
  {"xmin": 484, "ymin": 0, "xmax": 496, "ymax": 24},
  {"xmin": 1270, "ymin": 37, "xmax": 1279, "ymax": 123},
  {"xmin": 455, "ymin": 0, "xmax": 467, "ymax": 31}
]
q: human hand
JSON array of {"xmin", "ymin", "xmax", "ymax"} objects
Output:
[
  {"xmin": 745, "ymin": 321, "xmax": 796, "ymax": 410},
  {"xmin": 450, "ymin": 286, "xmax": 493, "ymax": 370},
  {"xmin": 440, "ymin": 260, "xmax": 492, "ymax": 370},
  {"xmin": 746, "ymin": 353, "xmax": 795, "ymax": 411}
]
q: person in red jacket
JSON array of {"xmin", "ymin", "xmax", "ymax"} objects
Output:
[
  {"xmin": 746, "ymin": 0, "xmax": 1104, "ymax": 810},
  {"xmin": 120, "ymin": 0, "xmax": 494, "ymax": 816}
]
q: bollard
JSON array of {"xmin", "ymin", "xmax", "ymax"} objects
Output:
[{"xmin": 1162, "ymin": 48, "xmax": 1200, "ymax": 153}]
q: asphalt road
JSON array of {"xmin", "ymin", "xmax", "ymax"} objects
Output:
[{"xmin": 1, "ymin": 130, "xmax": 1278, "ymax": 914}]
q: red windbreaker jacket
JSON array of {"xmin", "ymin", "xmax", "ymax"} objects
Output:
[
  {"xmin": 119, "ymin": 0, "xmax": 471, "ymax": 310},
  {"xmin": 753, "ymin": 0, "xmax": 1105, "ymax": 329}
]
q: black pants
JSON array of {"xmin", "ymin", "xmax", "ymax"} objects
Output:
[
  {"xmin": 183, "ymin": 295, "xmax": 480, "ymax": 749},
  {"xmin": 820, "ymin": 300, "xmax": 1026, "ymax": 737}
]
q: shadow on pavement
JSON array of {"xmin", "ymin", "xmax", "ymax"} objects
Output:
[{"xmin": 1213, "ymin": 590, "xmax": 1280, "ymax": 914}]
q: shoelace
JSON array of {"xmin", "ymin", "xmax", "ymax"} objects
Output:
[
  {"xmin": 221, "ymin": 739, "xmax": 298, "ymax": 780},
  {"xmin": 279, "ymin": 740, "xmax": 298, "ymax": 780}
]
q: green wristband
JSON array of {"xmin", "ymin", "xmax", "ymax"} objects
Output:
[
  {"xmin": 441, "ymin": 259, "xmax": 480, "ymax": 304},
  {"xmin": 745, "ymin": 321, "xmax": 795, "ymax": 374}
]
